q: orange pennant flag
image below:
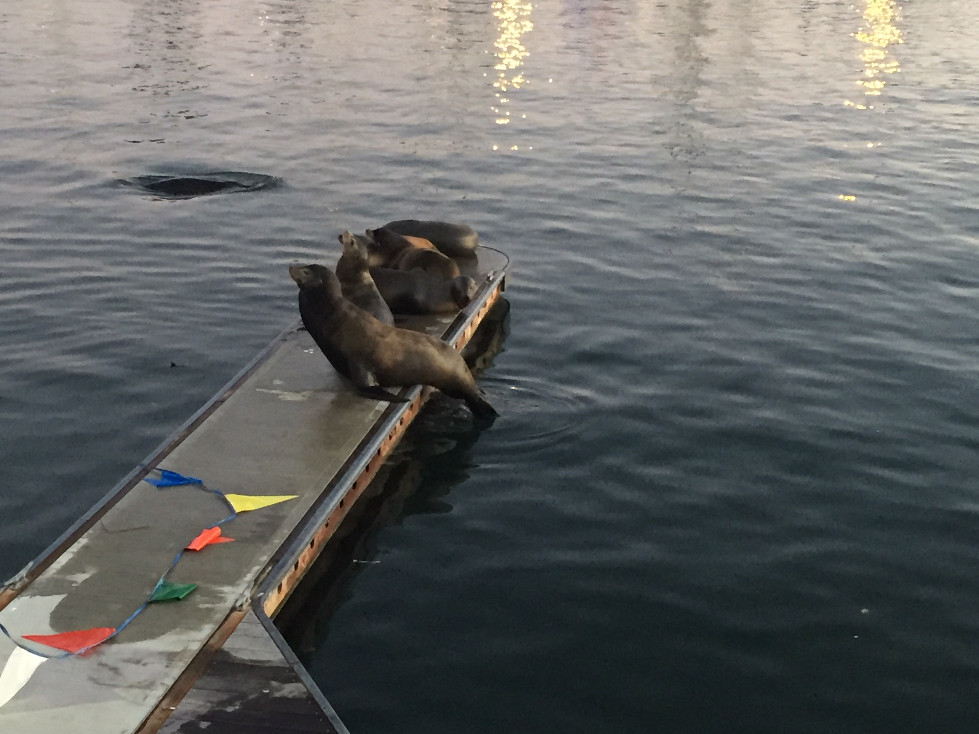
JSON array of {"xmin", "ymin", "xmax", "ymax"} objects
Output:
[
  {"xmin": 23, "ymin": 627, "xmax": 115, "ymax": 653},
  {"xmin": 185, "ymin": 526, "xmax": 235, "ymax": 551}
]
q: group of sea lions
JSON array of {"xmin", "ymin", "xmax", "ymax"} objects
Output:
[{"xmin": 289, "ymin": 219, "xmax": 497, "ymax": 419}]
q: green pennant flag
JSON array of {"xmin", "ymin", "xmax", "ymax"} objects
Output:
[{"xmin": 149, "ymin": 581, "xmax": 198, "ymax": 602}]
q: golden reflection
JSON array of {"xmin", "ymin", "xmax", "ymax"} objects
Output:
[
  {"xmin": 491, "ymin": 0, "xmax": 533, "ymax": 133},
  {"xmin": 844, "ymin": 0, "xmax": 902, "ymax": 110}
]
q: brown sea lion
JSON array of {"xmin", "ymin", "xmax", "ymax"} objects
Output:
[
  {"xmin": 288, "ymin": 264, "xmax": 497, "ymax": 418},
  {"xmin": 336, "ymin": 230, "xmax": 395, "ymax": 326},
  {"xmin": 383, "ymin": 219, "xmax": 480, "ymax": 258},
  {"xmin": 366, "ymin": 226, "xmax": 462, "ymax": 281},
  {"xmin": 370, "ymin": 267, "xmax": 479, "ymax": 315},
  {"xmin": 291, "ymin": 261, "xmax": 404, "ymax": 403}
]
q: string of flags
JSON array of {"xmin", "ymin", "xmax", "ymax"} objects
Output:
[{"xmin": 0, "ymin": 468, "xmax": 297, "ymax": 663}]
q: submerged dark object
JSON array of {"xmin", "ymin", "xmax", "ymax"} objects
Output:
[{"xmin": 130, "ymin": 171, "xmax": 280, "ymax": 199}]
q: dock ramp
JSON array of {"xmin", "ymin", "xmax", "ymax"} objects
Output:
[{"xmin": 0, "ymin": 247, "xmax": 509, "ymax": 733}]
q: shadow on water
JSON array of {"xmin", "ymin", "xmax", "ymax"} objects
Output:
[
  {"xmin": 275, "ymin": 299, "xmax": 510, "ymax": 656},
  {"xmin": 125, "ymin": 171, "xmax": 281, "ymax": 199}
]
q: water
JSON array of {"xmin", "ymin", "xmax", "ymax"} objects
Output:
[{"xmin": 3, "ymin": 0, "xmax": 979, "ymax": 731}]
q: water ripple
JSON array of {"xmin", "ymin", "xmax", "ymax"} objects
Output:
[{"xmin": 477, "ymin": 374, "xmax": 596, "ymax": 459}]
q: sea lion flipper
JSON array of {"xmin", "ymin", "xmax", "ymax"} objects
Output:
[
  {"xmin": 466, "ymin": 389, "xmax": 499, "ymax": 420},
  {"xmin": 350, "ymin": 362, "xmax": 408, "ymax": 403},
  {"xmin": 357, "ymin": 385, "xmax": 409, "ymax": 403}
]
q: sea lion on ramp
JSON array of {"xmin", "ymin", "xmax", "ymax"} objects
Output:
[
  {"xmin": 291, "ymin": 263, "xmax": 404, "ymax": 403},
  {"xmin": 288, "ymin": 264, "xmax": 497, "ymax": 418},
  {"xmin": 336, "ymin": 230, "xmax": 395, "ymax": 326},
  {"xmin": 366, "ymin": 227, "xmax": 462, "ymax": 281},
  {"xmin": 370, "ymin": 266, "xmax": 478, "ymax": 315},
  {"xmin": 383, "ymin": 219, "xmax": 480, "ymax": 258}
]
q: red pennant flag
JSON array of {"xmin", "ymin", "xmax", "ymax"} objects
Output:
[
  {"xmin": 23, "ymin": 627, "xmax": 115, "ymax": 653},
  {"xmin": 185, "ymin": 526, "xmax": 235, "ymax": 551}
]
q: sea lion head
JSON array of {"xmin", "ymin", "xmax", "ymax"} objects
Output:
[
  {"xmin": 289, "ymin": 263, "xmax": 342, "ymax": 298},
  {"xmin": 338, "ymin": 230, "xmax": 373, "ymax": 263},
  {"xmin": 366, "ymin": 227, "xmax": 401, "ymax": 252},
  {"xmin": 451, "ymin": 276, "xmax": 479, "ymax": 308},
  {"xmin": 359, "ymin": 228, "xmax": 391, "ymax": 266}
]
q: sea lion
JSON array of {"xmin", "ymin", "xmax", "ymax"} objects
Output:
[
  {"xmin": 288, "ymin": 264, "xmax": 497, "ymax": 418},
  {"xmin": 336, "ymin": 230, "xmax": 395, "ymax": 326},
  {"xmin": 366, "ymin": 226, "xmax": 462, "ymax": 281},
  {"xmin": 383, "ymin": 219, "xmax": 480, "ymax": 258},
  {"xmin": 370, "ymin": 266, "xmax": 478, "ymax": 314},
  {"xmin": 291, "ymin": 262, "xmax": 404, "ymax": 403}
]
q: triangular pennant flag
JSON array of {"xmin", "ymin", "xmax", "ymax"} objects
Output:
[
  {"xmin": 145, "ymin": 469, "xmax": 203, "ymax": 487},
  {"xmin": 22, "ymin": 627, "xmax": 115, "ymax": 653},
  {"xmin": 149, "ymin": 581, "xmax": 198, "ymax": 602},
  {"xmin": 223, "ymin": 493, "xmax": 298, "ymax": 512},
  {"xmin": 185, "ymin": 526, "xmax": 235, "ymax": 551}
]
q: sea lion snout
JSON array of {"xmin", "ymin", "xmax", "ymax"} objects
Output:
[
  {"xmin": 289, "ymin": 263, "xmax": 332, "ymax": 290},
  {"xmin": 289, "ymin": 264, "xmax": 310, "ymax": 285}
]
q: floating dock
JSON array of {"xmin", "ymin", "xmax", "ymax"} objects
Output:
[{"xmin": 0, "ymin": 248, "xmax": 509, "ymax": 734}]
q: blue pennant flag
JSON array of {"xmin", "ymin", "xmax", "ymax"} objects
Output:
[{"xmin": 145, "ymin": 469, "xmax": 204, "ymax": 487}]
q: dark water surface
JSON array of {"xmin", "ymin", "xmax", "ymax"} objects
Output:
[{"xmin": 4, "ymin": 0, "xmax": 979, "ymax": 731}]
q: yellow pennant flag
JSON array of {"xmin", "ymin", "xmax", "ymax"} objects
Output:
[{"xmin": 224, "ymin": 493, "xmax": 298, "ymax": 512}]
